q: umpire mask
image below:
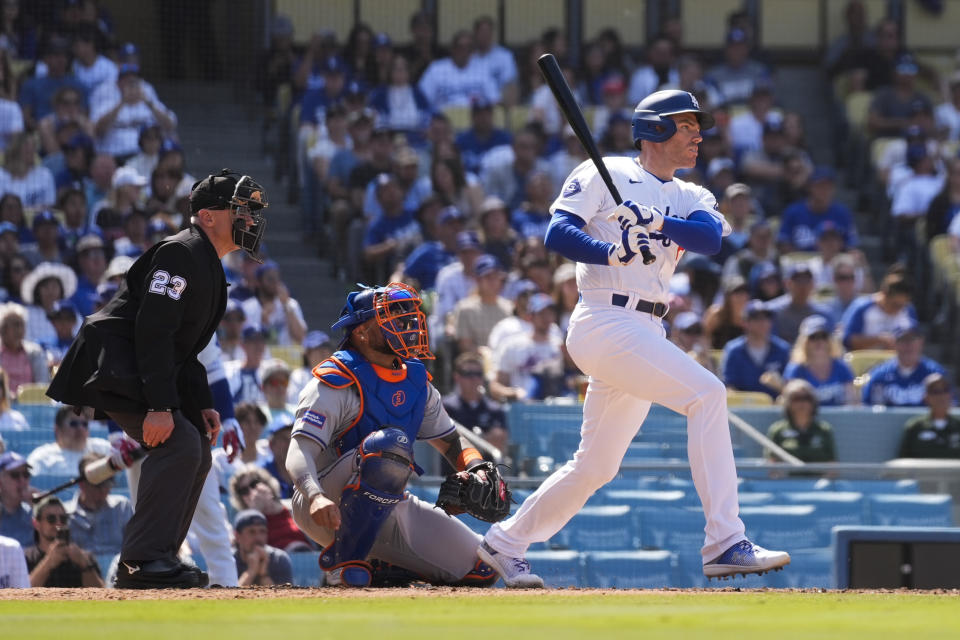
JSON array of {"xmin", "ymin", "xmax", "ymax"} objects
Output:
[{"xmin": 190, "ymin": 169, "xmax": 269, "ymax": 262}]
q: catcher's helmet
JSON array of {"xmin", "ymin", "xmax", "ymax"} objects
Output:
[
  {"xmin": 190, "ymin": 169, "xmax": 269, "ymax": 262},
  {"xmin": 631, "ymin": 90, "xmax": 715, "ymax": 147},
  {"xmin": 332, "ymin": 282, "xmax": 433, "ymax": 360}
]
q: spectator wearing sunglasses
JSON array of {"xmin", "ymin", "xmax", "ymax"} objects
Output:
[
  {"xmin": 0, "ymin": 451, "xmax": 33, "ymax": 547},
  {"xmin": 897, "ymin": 374, "xmax": 960, "ymax": 459},
  {"xmin": 67, "ymin": 452, "xmax": 133, "ymax": 556},
  {"xmin": 26, "ymin": 405, "xmax": 111, "ymax": 476},
  {"xmin": 24, "ymin": 496, "xmax": 104, "ymax": 587},
  {"xmin": 781, "ymin": 315, "xmax": 856, "ymax": 406},
  {"xmin": 765, "ymin": 379, "xmax": 836, "ymax": 463},
  {"xmin": 228, "ymin": 465, "xmax": 312, "ymax": 553},
  {"xmin": 443, "ymin": 352, "xmax": 508, "ymax": 455}
]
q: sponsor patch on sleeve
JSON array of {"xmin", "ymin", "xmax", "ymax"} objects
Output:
[
  {"xmin": 302, "ymin": 410, "xmax": 326, "ymax": 429},
  {"xmin": 562, "ymin": 178, "xmax": 581, "ymax": 197}
]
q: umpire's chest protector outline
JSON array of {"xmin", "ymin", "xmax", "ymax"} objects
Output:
[{"xmin": 312, "ymin": 349, "xmax": 429, "ymax": 455}]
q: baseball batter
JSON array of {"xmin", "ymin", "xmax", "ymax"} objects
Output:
[
  {"xmin": 284, "ymin": 283, "xmax": 501, "ymax": 587},
  {"xmin": 478, "ymin": 90, "xmax": 791, "ymax": 587}
]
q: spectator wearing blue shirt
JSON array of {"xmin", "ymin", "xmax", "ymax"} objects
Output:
[
  {"xmin": 783, "ymin": 315, "xmax": 855, "ymax": 406},
  {"xmin": 18, "ymin": 35, "xmax": 86, "ymax": 129},
  {"xmin": 863, "ymin": 324, "xmax": 944, "ymax": 407},
  {"xmin": 510, "ymin": 171, "xmax": 553, "ymax": 241},
  {"xmin": 767, "ymin": 262, "xmax": 834, "ymax": 344},
  {"xmin": 367, "ymin": 55, "xmax": 433, "ymax": 144},
  {"xmin": 456, "ymin": 98, "xmax": 512, "ymax": 174},
  {"xmin": 298, "ymin": 57, "xmax": 346, "ymax": 128},
  {"xmin": 360, "ymin": 146, "xmax": 430, "ymax": 223},
  {"xmin": 722, "ymin": 300, "xmax": 791, "ymax": 398},
  {"xmin": 403, "ymin": 204, "xmax": 463, "ymax": 290},
  {"xmin": 840, "ymin": 270, "xmax": 916, "ymax": 350},
  {"xmin": 69, "ymin": 234, "xmax": 106, "ymax": 316},
  {"xmin": 362, "ymin": 173, "xmax": 421, "ymax": 283},
  {"xmin": 778, "ymin": 166, "xmax": 858, "ymax": 252}
]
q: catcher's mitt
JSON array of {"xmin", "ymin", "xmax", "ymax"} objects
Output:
[{"xmin": 436, "ymin": 461, "xmax": 511, "ymax": 522}]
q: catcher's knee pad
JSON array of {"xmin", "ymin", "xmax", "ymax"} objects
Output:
[{"xmin": 319, "ymin": 428, "xmax": 417, "ymax": 581}]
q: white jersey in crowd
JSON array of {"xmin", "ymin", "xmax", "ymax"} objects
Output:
[
  {"xmin": 0, "ymin": 534, "xmax": 29, "ymax": 589},
  {"xmin": 548, "ymin": 157, "xmax": 731, "ymax": 304}
]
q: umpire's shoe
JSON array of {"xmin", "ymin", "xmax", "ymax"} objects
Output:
[
  {"xmin": 477, "ymin": 541, "xmax": 544, "ymax": 589},
  {"xmin": 115, "ymin": 558, "xmax": 202, "ymax": 589},
  {"xmin": 179, "ymin": 560, "xmax": 210, "ymax": 587},
  {"xmin": 703, "ymin": 539, "xmax": 791, "ymax": 580}
]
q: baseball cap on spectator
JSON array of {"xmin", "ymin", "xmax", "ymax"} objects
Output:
[
  {"xmin": 906, "ymin": 143, "xmax": 928, "ymax": 165},
  {"xmin": 64, "ymin": 132, "xmax": 94, "ymax": 151},
  {"xmin": 344, "ymin": 80, "xmax": 366, "ymax": 100},
  {"xmin": 224, "ymin": 298, "xmax": 245, "ymax": 319},
  {"xmin": 438, "ymin": 206, "xmax": 465, "ymax": 225},
  {"xmin": 104, "ymin": 255, "xmax": 134, "ymax": 280},
  {"xmin": 393, "ymin": 146, "xmax": 419, "ymax": 167},
  {"xmin": 528, "ymin": 293, "xmax": 555, "ymax": 314},
  {"xmin": 816, "ymin": 220, "xmax": 844, "ymax": 240},
  {"xmin": 893, "ymin": 322, "xmax": 923, "ymax": 341},
  {"xmin": 32, "ymin": 209, "xmax": 60, "ymax": 231},
  {"xmin": 45, "ymin": 35, "xmax": 70, "ymax": 56},
  {"xmin": 260, "ymin": 358, "xmax": 291, "ymax": 383},
  {"xmin": 456, "ymin": 230, "xmax": 481, "ymax": 252},
  {"xmin": 743, "ymin": 299, "xmax": 773, "ymax": 319},
  {"xmin": 303, "ymin": 330, "xmax": 331, "ymax": 351},
  {"xmin": 471, "ymin": 96, "xmax": 494, "ymax": 111},
  {"xmin": 752, "ymin": 260, "xmax": 779, "ymax": 282},
  {"xmin": 601, "ymin": 75, "xmax": 626, "ymax": 95},
  {"xmin": 119, "ymin": 42, "xmax": 139, "ymax": 60},
  {"xmin": 76, "ymin": 234, "xmax": 105, "ymax": 254},
  {"xmin": 786, "ymin": 262, "xmax": 814, "ymax": 279},
  {"xmin": 374, "ymin": 173, "xmax": 398, "ymax": 193},
  {"xmin": 112, "ymin": 166, "xmax": 148, "ymax": 189},
  {"xmin": 724, "ymin": 183, "xmax": 751, "ymax": 200},
  {"xmin": 323, "ymin": 57, "xmax": 346, "ymax": 76},
  {"xmin": 673, "ymin": 311, "xmax": 702, "ymax": 333},
  {"xmin": 348, "ymin": 107, "xmax": 376, "ymax": 126},
  {"xmin": 798, "ymin": 314, "xmax": 830, "ymax": 338},
  {"xmin": 0, "ymin": 451, "xmax": 30, "ymax": 473},
  {"xmin": 809, "ymin": 166, "xmax": 836, "ymax": 184},
  {"xmin": 265, "ymin": 414, "xmax": 294, "ymax": 438},
  {"xmin": 514, "ymin": 279, "xmax": 538, "ymax": 296},
  {"xmin": 118, "ymin": 63, "xmax": 140, "ymax": 77},
  {"xmin": 255, "ymin": 259, "xmax": 280, "ymax": 279},
  {"xmin": 46, "ymin": 300, "xmax": 78, "ymax": 321},
  {"xmin": 0, "ymin": 221, "xmax": 18, "ymax": 237},
  {"xmin": 707, "ymin": 157, "xmax": 735, "ymax": 180},
  {"xmin": 242, "ymin": 326, "xmax": 269, "ymax": 341},
  {"xmin": 903, "ymin": 124, "xmax": 926, "ymax": 141},
  {"xmin": 763, "ymin": 119, "xmax": 785, "ymax": 135},
  {"xmin": 894, "ymin": 53, "xmax": 919, "ymax": 76},
  {"xmin": 553, "ymin": 262, "xmax": 576, "ymax": 285},
  {"xmin": 724, "ymin": 275, "xmax": 749, "ymax": 294},
  {"xmin": 233, "ymin": 509, "xmax": 268, "ymax": 533},
  {"xmin": 726, "ymin": 28, "xmax": 748, "ymax": 44},
  {"xmin": 373, "ymin": 32, "xmax": 391, "ymax": 48},
  {"xmin": 474, "ymin": 254, "xmax": 502, "ymax": 277},
  {"xmin": 96, "ymin": 282, "xmax": 118, "ymax": 306},
  {"xmin": 480, "ymin": 196, "xmax": 507, "ymax": 217}
]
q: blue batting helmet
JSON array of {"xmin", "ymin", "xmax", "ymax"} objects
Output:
[
  {"xmin": 631, "ymin": 90, "xmax": 715, "ymax": 146},
  {"xmin": 332, "ymin": 283, "xmax": 433, "ymax": 359}
]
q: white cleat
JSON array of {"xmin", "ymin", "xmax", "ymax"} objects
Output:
[
  {"xmin": 477, "ymin": 541, "xmax": 544, "ymax": 589},
  {"xmin": 703, "ymin": 539, "xmax": 791, "ymax": 580}
]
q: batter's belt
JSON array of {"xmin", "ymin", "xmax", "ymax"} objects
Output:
[{"xmin": 579, "ymin": 290, "xmax": 670, "ymax": 318}]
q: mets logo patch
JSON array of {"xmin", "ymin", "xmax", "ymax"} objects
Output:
[
  {"xmin": 302, "ymin": 410, "xmax": 326, "ymax": 429},
  {"xmin": 392, "ymin": 390, "xmax": 406, "ymax": 407},
  {"xmin": 562, "ymin": 178, "xmax": 581, "ymax": 197}
]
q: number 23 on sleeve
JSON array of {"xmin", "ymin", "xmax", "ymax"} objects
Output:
[{"xmin": 148, "ymin": 269, "xmax": 188, "ymax": 300}]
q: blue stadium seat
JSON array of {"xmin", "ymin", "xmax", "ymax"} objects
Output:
[
  {"xmin": 603, "ymin": 473, "xmax": 661, "ymax": 491},
  {"xmin": 741, "ymin": 504, "xmax": 823, "ymax": 548},
  {"xmin": 549, "ymin": 430, "xmax": 582, "ymax": 461},
  {"xmin": 456, "ymin": 514, "xmax": 490, "ymax": 537},
  {"xmin": 583, "ymin": 550, "xmax": 674, "ymax": 588},
  {"xmin": 778, "ymin": 492, "xmax": 867, "ymax": 540},
  {"xmin": 11, "ymin": 404, "xmax": 59, "ymax": 429},
  {"xmin": 737, "ymin": 492, "xmax": 777, "ymax": 506},
  {"xmin": 405, "ymin": 485, "xmax": 440, "ymax": 504},
  {"xmin": 673, "ymin": 551, "xmax": 708, "ymax": 588},
  {"xmin": 867, "ymin": 494, "xmax": 954, "ymax": 527},
  {"xmin": 552, "ymin": 505, "xmax": 635, "ymax": 550},
  {"xmin": 741, "ymin": 478, "xmax": 832, "ymax": 493},
  {"xmin": 639, "ymin": 506, "xmax": 706, "ymax": 550},
  {"xmin": 658, "ymin": 476, "xmax": 695, "ymax": 491},
  {"xmin": 525, "ymin": 550, "xmax": 583, "ymax": 588},
  {"xmin": 830, "ymin": 479, "xmax": 918, "ymax": 494},
  {"xmin": 600, "ymin": 489, "xmax": 692, "ymax": 509},
  {"xmin": 289, "ymin": 550, "xmax": 322, "ymax": 586},
  {"xmin": 779, "ymin": 547, "xmax": 833, "ymax": 589},
  {"xmin": 95, "ymin": 552, "xmax": 118, "ymax": 578},
  {"xmin": 622, "ymin": 442, "xmax": 670, "ymax": 460}
]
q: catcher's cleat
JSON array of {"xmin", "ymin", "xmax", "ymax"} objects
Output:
[
  {"xmin": 703, "ymin": 539, "xmax": 791, "ymax": 579},
  {"xmin": 477, "ymin": 541, "xmax": 544, "ymax": 589}
]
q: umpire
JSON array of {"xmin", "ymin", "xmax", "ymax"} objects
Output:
[{"xmin": 47, "ymin": 169, "xmax": 269, "ymax": 589}]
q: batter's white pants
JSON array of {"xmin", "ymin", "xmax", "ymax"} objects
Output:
[
  {"xmin": 126, "ymin": 456, "xmax": 240, "ymax": 587},
  {"xmin": 484, "ymin": 298, "xmax": 747, "ymax": 563}
]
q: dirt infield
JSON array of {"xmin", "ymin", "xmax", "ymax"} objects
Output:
[{"xmin": 2, "ymin": 586, "xmax": 956, "ymax": 600}]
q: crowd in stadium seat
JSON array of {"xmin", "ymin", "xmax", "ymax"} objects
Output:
[{"xmin": 0, "ymin": 0, "xmax": 959, "ymax": 588}]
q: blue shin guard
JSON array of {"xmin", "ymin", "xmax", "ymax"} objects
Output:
[{"xmin": 319, "ymin": 428, "xmax": 416, "ymax": 586}]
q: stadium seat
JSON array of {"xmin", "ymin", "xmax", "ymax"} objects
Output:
[
  {"xmin": 14, "ymin": 383, "xmax": 53, "ymax": 404},
  {"xmin": 601, "ymin": 489, "xmax": 692, "ymax": 509},
  {"xmin": 867, "ymin": 494, "xmax": 955, "ymax": 527},
  {"xmin": 525, "ymin": 550, "xmax": 583, "ymax": 588},
  {"xmin": 583, "ymin": 550, "xmax": 674, "ymax": 589},
  {"xmin": 269, "ymin": 345, "xmax": 303, "ymax": 370},
  {"xmin": 830, "ymin": 479, "xmax": 918, "ymax": 494},
  {"xmin": 844, "ymin": 91, "xmax": 873, "ymax": 134},
  {"xmin": 553, "ymin": 505, "xmax": 635, "ymax": 550},
  {"xmin": 779, "ymin": 547, "xmax": 833, "ymax": 589},
  {"xmin": 778, "ymin": 492, "xmax": 867, "ymax": 540},
  {"xmin": 726, "ymin": 390, "xmax": 774, "ymax": 407},
  {"xmin": 289, "ymin": 551, "xmax": 322, "ymax": 587},
  {"xmin": 741, "ymin": 504, "xmax": 823, "ymax": 548},
  {"xmin": 12, "ymin": 403, "xmax": 60, "ymax": 430},
  {"xmin": 737, "ymin": 492, "xmax": 777, "ymax": 506},
  {"xmin": 759, "ymin": 0, "xmax": 821, "ymax": 50},
  {"xmin": 742, "ymin": 478, "xmax": 832, "ymax": 493},
  {"xmin": 549, "ymin": 429, "xmax": 582, "ymax": 461},
  {"xmin": 405, "ymin": 485, "xmax": 440, "ymax": 504},
  {"xmin": 639, "ymin": 506, "xmax": 705, "ymax": 550},
  {"xmin": 844, "ymin": 350, "xmax": 895, "ymax": 377},
  {"xmin": 456, "ymin": 514, "xmax": 489, "ymax": 537}
]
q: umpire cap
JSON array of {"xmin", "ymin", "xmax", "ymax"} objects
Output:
[{"xmin": 189, "ymin": 172, "xmax": 241, "ymax": 214}]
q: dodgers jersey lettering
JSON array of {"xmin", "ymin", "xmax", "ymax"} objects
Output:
[{"xmin": 549, "ymin": 157, "xmax": 731, "ymax": 302}]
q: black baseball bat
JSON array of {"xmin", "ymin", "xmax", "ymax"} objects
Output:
[
  {"xmin": 537, "ymin": 53, "xmax": 656, "ymax": 265},
  {"xmin": 31, "ymin": 476, "xmax": 83, "ymax": 503}
]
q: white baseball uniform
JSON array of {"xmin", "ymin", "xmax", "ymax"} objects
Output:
[{"xmin": 483, "ymin": 157, "xmax": 748, "ymax": 563}]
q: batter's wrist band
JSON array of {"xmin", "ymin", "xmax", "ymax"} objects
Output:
[{"xmin": 456, "ymin": 447, "xmax": 483, "ymax": 471}]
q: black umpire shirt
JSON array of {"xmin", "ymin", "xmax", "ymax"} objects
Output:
[{"xmin": 47, "ymin": 225, "xmax": 227, "ymax": 426}]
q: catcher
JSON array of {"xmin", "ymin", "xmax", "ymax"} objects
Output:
[{"xmin": 285, "ymin": 283, "xmax": 509, "ymax": 587}]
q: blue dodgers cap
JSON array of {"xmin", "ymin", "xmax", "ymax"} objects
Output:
[
  {"xmin": 727, "ymin": 28, "xmax": 748, "ymax": 44},
  {"xmin": 894, "ymin": 53, "xmax": 919, "ymax": 75},
  {"xmin": 528, "ymin": 293, "xmax": 555, "ymax": 314},
  {"xmin": 255, "ymin": 259, "xmax": 279, "ymax": 279},
  {"xmin": 0, "ymin": 451, "xmax": 31, "ymax": 472},
  {"xmin": 893, "ymin": 322, "xmax": 923, "ymax": 340},
  {"xmin": 120, "ymin": 42, "xmax": 139, "ymax": 59},
  {"xmin": 752, "ymin": 260, "xmax": 779, "ymax": 281},
  {"xmin": 32, "ymin": 209, "xmax": 60, "ymax": 230},
  {"xmin": 438, "ymin": 206, "xmax": 465, "ymax": 224},
  {"xmin": 455, "ymin": 230, "xmax": 481, "ymax": 251},
  {"xmin": 265, "ymin": 412, "xmax": 294, "ymax": 437},
  {"xmin": 233, "ymin": 509, "xmax": 268, "ymax": 532},
  {"xmin": 323, "ymin": 56, "xmax": 346, "ymax": 75},
  {"xmin": 673, "ymin": 311, "xmax": 702, "ymax": 332},
  {"xmin": 224, "ymin": 298, "xmax": 246, "ymax": 317},
  {"xmin": 373, "ymin": 32, "xmax": 391, "ymax": 48},
  {"xmin": 473, "ymin": 254, "xmax": 502, "ymax": 277},
  {"xmin": 809, "ymin": 166, "xmax": 837, "ymax": 184},
  {"xmin": 906, "ymin": 143, "xmax": 928, "ymax": 164},
  {"xmin": 302, "ymin": 330, "xmax": 331, "ymax": 350},
  {"xmin": 0, "ymin": 221, "xmax": 17, "ymax": 236},
  {"xmin": 798, "ymin": 314, "xmax": 830, "ymax": 337},
  {"xmin": 514, "ymin": 279, "xmax": 538, "ymax": 296},
  {"xmin": 47, "ymin": 300, "xmax": 78, "ymax": 319},
  {"xmin": 242, "ymin": 325, "xmax": 269, "ymax": 341},
  {"xmin": 96, "ymin": 282, "xmax": 119, "ymax": 306},
  {"xmin": 763, "ymin": 118, "xmax": 785, "ymax": 135},
  {"xmin": 743, "ymin": 299, "xmax": 773, "ymax": 319},
  {"xmin": 786, "ymin": 261, "xmax": 814, "ymax": 279},
  {"xmin": 64, "ymin": 132, "xmax": 94, "ymax": 150},
  {"xmin": 471, "ymin": 96, "xmax": 494, "ymax": 112},
  {"xmin": 118, "ymin": 63, "xmax": 140, "ymax": 77}
]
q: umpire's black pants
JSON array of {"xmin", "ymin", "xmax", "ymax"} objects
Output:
[{"xmin": 108, "ymin": 410, "xmax": 212, "ymax": 564}]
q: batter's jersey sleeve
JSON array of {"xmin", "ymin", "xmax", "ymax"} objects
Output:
[
  {"xmin": 689, "ymin": 186, "xmax": 732, "ymax": 235},
  {"xmin": 549, "ymin": 160, "xmax": 615, "ymax": 225},
  {"xmin": 420, "ymin": 384, "xmax": 456, "ymax": 440}
]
